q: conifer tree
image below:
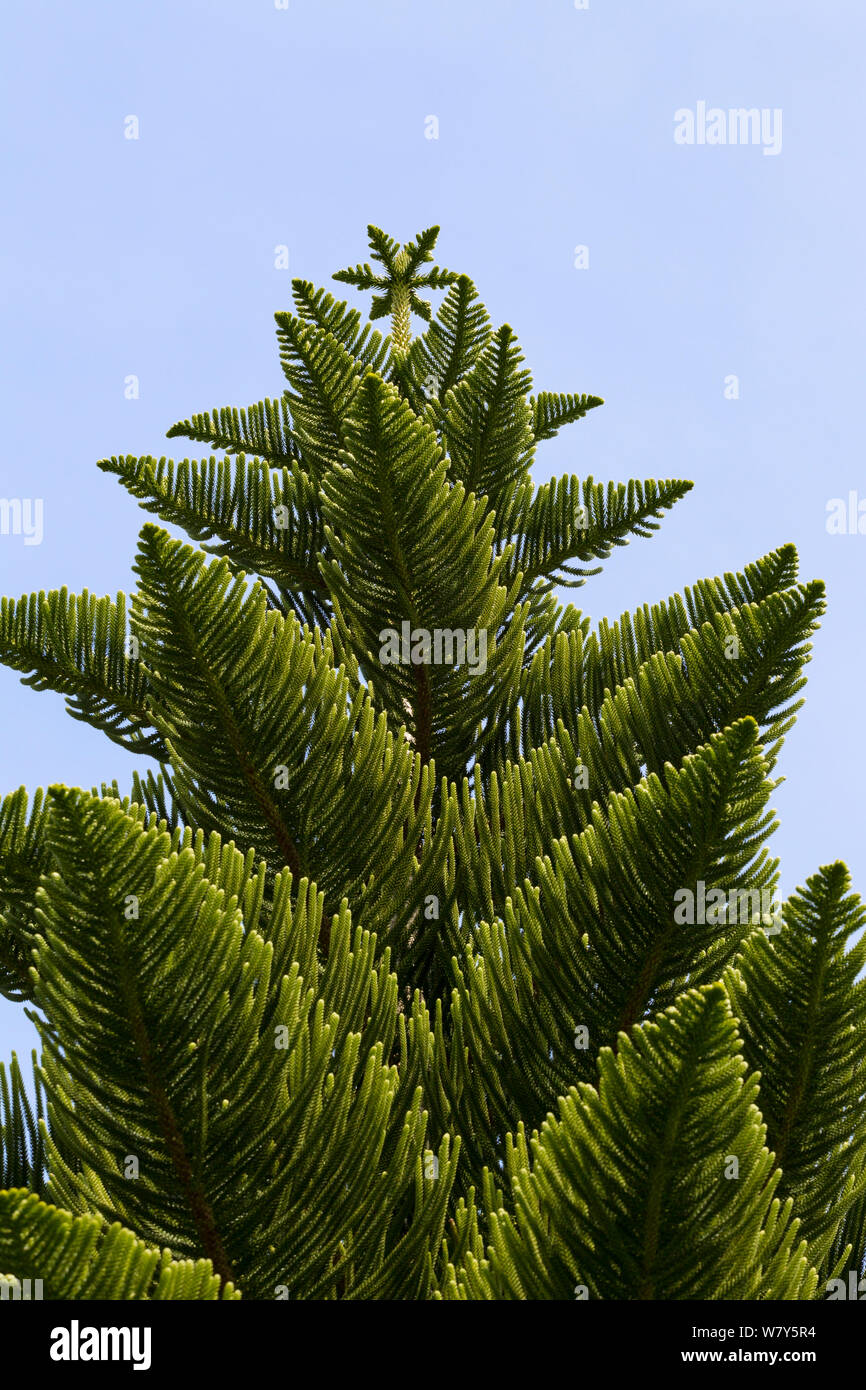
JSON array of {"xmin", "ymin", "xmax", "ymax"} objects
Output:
[{"xmin": 1, "ymin": 224, "xmax": 864, "ymax": 1301}]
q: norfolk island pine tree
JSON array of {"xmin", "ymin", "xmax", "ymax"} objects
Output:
[{"xmin": 0, "ymin": 222, "xmax": 864, "ymax": 1302}]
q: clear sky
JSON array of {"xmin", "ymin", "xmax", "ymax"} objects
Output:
[{"xmin": 1, "ymin": 0, "xmax": 864, "ymax": 1062}]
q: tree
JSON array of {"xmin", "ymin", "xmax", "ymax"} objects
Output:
[{"xmin": 0, "ymin": 223, "xmax": 863, "ymax": 1301}]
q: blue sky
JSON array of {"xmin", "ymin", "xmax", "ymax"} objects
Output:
[{"xmin": 1, "ymin": 0, "xmax": 864, "ymax": 1061}]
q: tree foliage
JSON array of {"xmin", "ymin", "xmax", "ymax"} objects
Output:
[{"xmin": 0, "ymin": 224, "xmax": 860, "ymax": 1300}]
